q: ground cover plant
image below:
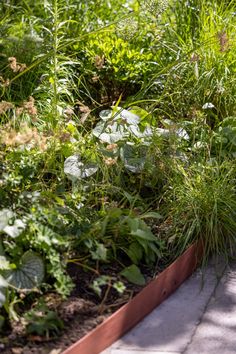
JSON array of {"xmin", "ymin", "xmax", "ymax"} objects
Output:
[{"xmin": 1, "ymin": 0, "xmax": 236, "ymax": 352}]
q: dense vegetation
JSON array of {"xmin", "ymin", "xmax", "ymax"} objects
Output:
[{"xmin": 0, "ymin": 0, "xmax": 236, "ymax": 340}]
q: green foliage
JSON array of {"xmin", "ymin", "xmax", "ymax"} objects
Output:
[
  {"xmin": 120, "ymin": 264, "xmax": 145, "ymax": 285},
  {"xmin": 165, "ymin": 160, "xmax": 236, "ymax": 259},
  {"xmin": 0, "ymin": 0, "xmax": 236, "ymax": 337},
  {"xmin": 81, "ymin": 206, "xmax": 164, "ymax": 268},
  {"xmin": 91, "ymin": 275, "xmax": 126, "ymax": 297},
  {"xmin": 24, "ymin": 303, "xmax": 64, "ymax": 338}
]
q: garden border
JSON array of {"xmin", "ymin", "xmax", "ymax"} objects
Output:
[{"xmin": 63, "ymin": 241, "xmax": 203, "ymax": 354}]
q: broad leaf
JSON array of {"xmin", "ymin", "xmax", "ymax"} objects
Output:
[
  {"xmin": 155, "ymin": 128, "xmax": 170, "ymax": 137},
  {"xmin": 3, "ymin": 219, "xmax": 26, "ymax": 238},
  {"xmin": 121, "ymin": 265, "xmax": 145, "ymax": 286},
  {"xmin": 149, "ymin": 242, "xmax": 162, "ymax": 258},
  {"xmin": 131, "ymin": 228, "xmax": 157, "ymax": 241},
  {"xmin": 6, "ymin": 251, "xmax": 44, "ymax": 290},
  {"xmin": 129, "ymin": 107, "xmax": 150, "ymax": 122},
  {"xmin": 202, "ymin": 102, "xmax": 215, "ymax": 109},
  {"xmin": 126, "ymin": 242, "xmax": 143, "ymax": 264},
  {"xmin": 99, "ymin": 109, "xmax": 112, "ymax": 121},
  {"xmin": 119, "ymin": 109, "xmax": 140, "ymax": 125},
  {"xmin": 0, "ymin": 256, "xmax": 11, "ymax": 270},
  {"xmin": 93, "ymin": 120, "xmax": 126, "ymax": 143},
  {"xmin": 176, "ymin": 128, "xmax": 189, "ymax": 140},
  {"xmin": 92, "ymin": 121, "xmax": 106, "ymax": 137},
  {"xmin": 64, "ymin": 155, "xmax": 98, "ymax": 182},
  {"xmin": 120, "ymin": 144, "xmax": 147, "ymax": 173},
  {"xmin": 0, "ymin": 209, "xmax": 14, "ymax": 230},
  {"xmin": 93, "ymin": 107, "xmax": 142, "ymax": 143},
  {"xmin": 0, "ymin": 275, "xmax": 7, "ymax": 307},
  {"xmin": 91, "ymin": 243, "xmax": 107, "ymax": 261},
  {"xmin": 0, "ymin": 209, "xmax": 26, "ymax": 238}
]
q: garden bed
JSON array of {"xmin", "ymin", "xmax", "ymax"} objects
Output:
[
  {"xmin": 1, "ymin": 1, "xmax": 236, "ymax": 354},
  {"xmin": 1, "ymin": 242, "xmax": 203, "ymax": 354}
]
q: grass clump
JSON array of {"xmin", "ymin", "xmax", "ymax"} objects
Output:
[{"xmin": 165, "ymin": 159, "xmax": 236, "ymax": 259}]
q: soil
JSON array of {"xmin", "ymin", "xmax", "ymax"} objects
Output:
[{"xmin": 0, "ymin": 261, "xmax": 167, "ymax": 354}]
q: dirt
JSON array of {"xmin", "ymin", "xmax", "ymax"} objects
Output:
[{"xmin": 0, "ymin": 263, "xmax": 152, "ymax": 354}]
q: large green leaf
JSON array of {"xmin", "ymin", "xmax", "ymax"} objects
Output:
[
  {"xmin": 130, "ymin": 228, "xmax": 157, "ymax": 241},
  {"xmin": 120, "ymin": 265, "xmax": 145, "ymax": 286},
  {"xmin": 6, "ymin": 251, "xmax": 44, "ymax": 290},
  {"xmin": 126, "ymin": 242, "xmax": 143, "ymax": 264}
]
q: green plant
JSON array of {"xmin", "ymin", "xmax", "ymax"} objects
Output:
[
  {"xmin": 0, "ymin": 209, "xmax": 44, "ymax": 309},
  {"xmin": 165, "ymin": 159, "xmax": 236, "ymax": 259},
  {"xmin": 24, "ymin": 303, "xmax": 64, "ymax": 338},
  {"xmin": 80, "ymin": 207, "xmax": 164, "ymax": 273},
  {"xmin": 1, "ymin": 0, "xmax": 236, "ymax": 341}
]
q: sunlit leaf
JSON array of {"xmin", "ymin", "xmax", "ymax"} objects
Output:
[
  {"xmin": 0, "ymin": 209, "xmax": 14, "ymax": 231},
  {"xmin": 0, "ymin": 209, "xmax": 26, "ymax": 238},
  {"xmin": 99, "ymin": 109, "xmax": 112, "ymax": 121},
  {"xmin": 119, "ymin": 109, "xmax": 140, "ymax": 125},
  {"xmin": 64, "ymin": 155, "xmax": 98, "ymax": 181},
  {"xmin": 202, "ymin": 102, "xmax": 215, "ymax": 109},
  {"xmin": 3, "ymin": 219, "xmax": 26, "ymax": 238},
  {"xmin": 0, "ymin": 256, "xmax": 11, "ymax": 270}
]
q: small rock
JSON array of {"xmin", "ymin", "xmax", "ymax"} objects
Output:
[
  {"xmin": 11, "ymin": 348, "xmax": 23, "ymax": 354},
  {"xmin": 49, "ymin": 350, "xmax": 62, "ymax": 354}
]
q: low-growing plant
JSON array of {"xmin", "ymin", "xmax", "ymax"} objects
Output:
[
  {"xmin": 79, "ymin": 207, "xmax": 164, "ymax": 274},
  {"xmin": 24, "ymin": 303, "xmax": 64, "ymax": 338}
]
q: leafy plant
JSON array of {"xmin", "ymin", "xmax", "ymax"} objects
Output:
[
  {"xmin": 1, "ymin": 0, "xmax": 236, "ymax": 341},
  {"xmin": 81, "ymin": 207, "xmax": 163, "ymax": 272},
  {"xmin": 24, "ymin": 304, "xmax": 64, "ymax": 338}
]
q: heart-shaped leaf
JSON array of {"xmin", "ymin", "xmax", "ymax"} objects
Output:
[
  {"xmin": 6, "ymin": 251, "xmax": 44, "ymax": 290},
  {"xmin": 64, "ymin": 155, "xmax": 98, "ymax": 182}
]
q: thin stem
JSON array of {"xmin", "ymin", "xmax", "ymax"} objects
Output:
[{"xmin": 52, "ymin": 0, "xmax": 59, "ymax": 127}]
